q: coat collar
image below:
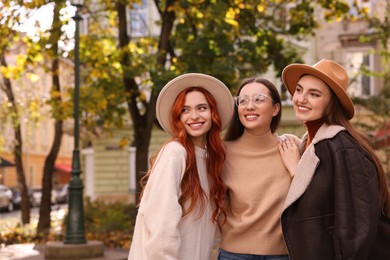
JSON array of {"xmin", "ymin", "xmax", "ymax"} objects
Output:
[{"xmin": 282, "ymin": 124, "xmax": 346, "ymax": 211}]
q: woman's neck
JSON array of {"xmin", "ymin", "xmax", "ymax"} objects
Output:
[
  {"xmin": 304, "ymin": 118, "xmax": 324, "ymax": 146},
  {"xmin": 235, "ymin": 129, "xmax": 276, "ymax": 151},
  {"xmin": 245, "ymin": 127, "xmax": 271, "ymax": 137}
]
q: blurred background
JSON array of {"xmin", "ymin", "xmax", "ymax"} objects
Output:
[{"xmin": 0, "ymin": 0, "xmax": 389, "ymax": 248}]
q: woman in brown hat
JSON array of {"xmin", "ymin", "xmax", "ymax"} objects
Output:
[
  {"xmin": 280, "ymin": 59, "xmax": 390, "ymax": 259},
  {"xmin": 128, "ymin": 73, "xmax": 234, "ymax": 260}
]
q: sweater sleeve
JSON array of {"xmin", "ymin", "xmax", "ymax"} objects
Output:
[
  {"xmin": 332, "ymin": 145, "xmax": 379, "ymax": 260},
  {"xmin": 138, "ymin": 141, "xmax": 187, "ymax": 260}
]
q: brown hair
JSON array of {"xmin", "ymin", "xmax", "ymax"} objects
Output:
[
  {"xmin": 324, "ymin": 96, "xmax": 390, "ymax": 217},
  {"xmin": 224, "ymin": 77, "xmax": 282, "ymax": 141},
  {"xmin": 141, "ymin": 87, "xmax": 227, "ymax": 222}
]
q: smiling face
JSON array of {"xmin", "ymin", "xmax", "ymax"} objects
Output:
[
  {"xmin": 237, "ymin": 82, "xmax": 280, "ymax": 135},
  {"xmin": 179, "ymin": 90, "xmax": 212, "ymax": 147},
  {"xmin": 292, "ymin": 75, "xmax": 332, "ymax": 122}
]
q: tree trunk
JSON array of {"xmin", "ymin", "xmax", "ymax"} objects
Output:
[
  {"xmin": 14, "ymin": 124, "xmax": 30, "ymax": 224},
  {"xmin": 0, "ymin": 50, "xmax": 30, "ymax": 224},
  {"xmin": 37, "ymin": 0, "xmax": 64, "ymax": 235},
  {"xmin": 37, "ymin": 118, "xmax": 63, "ymax": 235},
  {"xmin": 116, "ymin": 0, "xmax": 176, "ymax": 203}
]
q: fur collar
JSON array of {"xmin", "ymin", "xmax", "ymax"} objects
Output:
[{"xmin": 282, "ymin": 124, "xmax": 346, "ymax": 211}]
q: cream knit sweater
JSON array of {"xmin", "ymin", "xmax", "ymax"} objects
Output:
[
  {"xmin": 220, "ymin": 130, "xmax": 291, "ymax": 255},
  {"xmin": 128, "ymin": 141, "xmax": 215, "ymax": 260}
]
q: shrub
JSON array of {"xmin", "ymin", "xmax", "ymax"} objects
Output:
[
  {"xmin": 82, "ymin": 198, "xmax": 136, "ymax": 248},
  {"xmin": 0, "ymin": 198, "xmax": 136, "ymax": 249}
]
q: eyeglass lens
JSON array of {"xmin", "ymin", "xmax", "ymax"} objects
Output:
[{"xmin": 235, "ymin": 93, "xmax": 268, "ymax": 107}]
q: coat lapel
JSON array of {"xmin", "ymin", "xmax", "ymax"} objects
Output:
[
  {"xmin": 282, "ymin": 124, "xmax": 346, "ymax": 211},
  {"xmin": 282, "ymin": 142, "xmax": 319, "ymax": 211}
]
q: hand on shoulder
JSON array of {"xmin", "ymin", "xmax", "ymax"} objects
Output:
[{"xmin": 277, "ymin": 135, "xmax": 301, "ymax": 178}]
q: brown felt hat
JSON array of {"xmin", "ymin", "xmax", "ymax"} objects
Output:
[
  {"xmin": 156, "ymin": 73, "xmax": 234, "ymax": 136},
  {"xmin": 282, "ymin": 59, "xmax": 355, "ymax": 119}
]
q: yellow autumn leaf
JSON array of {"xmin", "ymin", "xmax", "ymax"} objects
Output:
[
  {"xmin": 29, "ymin": 101, "xmax": 40, "ymax": 110},
  {"xmin": 139, "ymin": 92, "xmax": 147, "ymax": 102},
  {"xmin": 33, "ymin": 53, "xmax": 44, "ymax": 62},
  {"xmin": 225, "ymin": 7, "xmax": 239, "ymax": 27},
  {"xmin": 26, "ymin": 73, "xmax": 40, "ymax": 83},
  {"xmin": 51, "ymin": 91, "xmax": 62, "ymax": 98},
  {"xmin": 225, "ymin": 18, "xmax": 239, "ymax": 27},
  {"xmin": 129, "ymin": 43, "xmax": 137, "ymax": 53},
  {"xmin": 257, "ymin": 4, "xmax": 265, "ymax": 13},
  {"xmin": 0, "ymin": 66, "xmax": 11, "ymax": 78},
  {"xmin": 16, "ymin": 55, "xmax": 26, "ymax": 67},
  {"xmin": 225, "ymin": 8, "xmax": 236, "ymax": 20},
  {"xmin": 107, "ymin": 94, "xmax": 116, "ymax": 100},
  {"xmin": 99, "ymin": 99, "xmax": 107, "ymax": 109},
  {"xmin": 119, "ymin": 137, "xmax": 129, "ymax": 149}
]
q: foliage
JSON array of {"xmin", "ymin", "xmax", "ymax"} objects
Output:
[
  {"xmin": 0, "ymin": 225, "xmax": 46, "ymax": 246},
  {"xmin": 1, "ymin": 0, "xmax": 366, "ymax": 223},
  {"xmin": 0, "ymin": 0, "xmax": 49, "ymax": 225},
  {"xmin": 82, "ymin": 198, "xmax": 136, "ymax": 248},
  {"xmin": 0, "ymin": 206, "xmax": 65, "ymax": 246},
  {"xmin": 0, "ymin": 200, "xmax": 136, "ymax": 249}
]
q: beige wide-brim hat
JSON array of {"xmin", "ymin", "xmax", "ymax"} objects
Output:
[
  {"xmin": 156, "ymin": 73, "xmax": 234, "ymax": 136},
  {"xmin": 282, "ymin": 59, "xmax": 355, "ymax": 119}
]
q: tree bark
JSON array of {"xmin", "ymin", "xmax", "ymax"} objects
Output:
[
  {"xmin": 116, "ymin": 0, "xmax": 176, "ymax": 203},
  {"xmin": 37, "ymin": 0, "xmax": 64, "ymax": 235},
  {"xmin": 0, "ymin": 50, "xmax": 30, "ymax": 224}
]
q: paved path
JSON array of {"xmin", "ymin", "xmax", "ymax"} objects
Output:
[
  {"xmin": 0, "ymin": 243, "xmax": 129, "ymax": 260},
  {"xmin": 0, "ymin": 237, "xmax": 220, "ymax": 260}
]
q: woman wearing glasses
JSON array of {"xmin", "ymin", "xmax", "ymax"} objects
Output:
[{"xmin": 218, "ymin": 77, "xmax": 300, "ymax": 260}]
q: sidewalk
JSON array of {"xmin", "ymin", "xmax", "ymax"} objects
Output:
[
  {"xmin": 0, "ymin": 218, "xmax": 220, "ymax": 260},
  {"xmin": 0, "ymin": 237, "xmax": 219, "ymax": 260},
  {"xmin": 0, "ymin": 243, "xmax": 129, "ymax": 260}
]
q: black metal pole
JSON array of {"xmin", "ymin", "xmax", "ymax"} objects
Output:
[{"xmin": 64, "ymin": 4, "xmax": 86, "ymax": 244}]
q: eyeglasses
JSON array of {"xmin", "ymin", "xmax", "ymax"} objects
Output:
[{"xmin": 234, "ymin": 93, "xmax": 272, "ymax": 107}]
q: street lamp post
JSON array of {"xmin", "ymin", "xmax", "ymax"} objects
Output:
[{"xmin": 65, "ymin": 0, "xmax": 86, "ymax": 244}]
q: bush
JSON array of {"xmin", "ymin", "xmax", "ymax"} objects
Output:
[
  {"xmin": 0, "ymin": 198, "xmax": 136, "ymax": 249},
  {"xmin": 82, "ymin": 198, "xmax": 136, "ymax": 248}
]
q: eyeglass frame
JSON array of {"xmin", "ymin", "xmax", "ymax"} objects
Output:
[{"xmin": 234, "ymin": 93, "xmax": 273, "ymax": 107}]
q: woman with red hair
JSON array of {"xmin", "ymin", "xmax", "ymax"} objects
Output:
[{"xmin": 128, "ymin": 73, "xmax": 234, "ymax": 260}]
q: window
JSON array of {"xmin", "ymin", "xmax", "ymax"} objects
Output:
[
  {"xmin": 345, "ymin": 51, "xmax": 374, "ymax": 97},
  {"xmin": 346, "ymin": 0, "xmax": 373, "ymax": 16},
  {"xmin": 128, "ymin": 0, "xmax": 148, "ymax": 37}
]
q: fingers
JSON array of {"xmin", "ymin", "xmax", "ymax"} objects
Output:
[
  {"xmin": 278, "ymin": 136, "xmax": 299, "ymax": 153},
  {"xmin": 278, "ymin": 137, "xmax": 291, "ymax": 152}
]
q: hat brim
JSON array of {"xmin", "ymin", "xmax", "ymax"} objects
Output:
[
  {"xmin": 156, "ymin": 73, "xmax": 234, "ymax": 136},
  {"xmin": 282, "ymin": 64, "xmax": 354, "ymax": 119}
]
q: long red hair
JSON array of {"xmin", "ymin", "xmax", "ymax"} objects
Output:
[{"xmin": 141, "ymin": 87, "xmax": 227, "ymax": 222}]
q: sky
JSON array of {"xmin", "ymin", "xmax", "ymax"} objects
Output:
[
  {"xmin": 17, "ymin": 3, "xmax": 77, "ymax": 52},
  {"xmin": 18, "ymin": 4, "xmax": 55, "ymax": 34}
]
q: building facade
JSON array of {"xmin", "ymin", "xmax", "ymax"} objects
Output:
[{"xmin": 0, "ymin": 41, "xmax": 74, "ymax": 189}]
